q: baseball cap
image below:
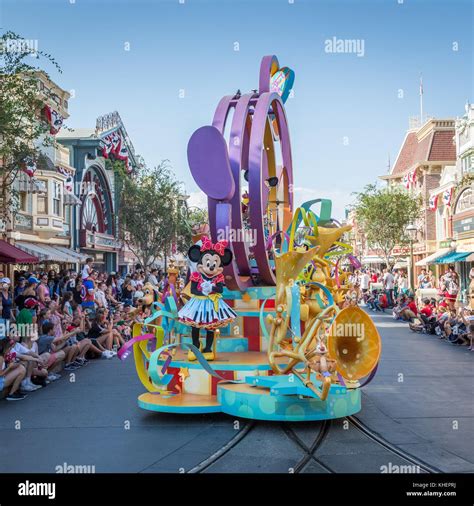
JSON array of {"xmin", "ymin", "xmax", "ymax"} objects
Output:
[
  {"xmin": 0, "ymin": 277, "xmax": 11, "ymax": 284},
  {"xmin": 18, "ymin": 276, "xmax": 26, "ymax": 282},
  {"xmin": 28, "ymin": 276, "xmax": 40, "ymax": 284},
  {"xmin": 24, "ymin": 297, "xmax": 39, "ymax": 309},
  {"xmin": 134, "ymin": 291, "xmax": 144, "ymax": 299}
]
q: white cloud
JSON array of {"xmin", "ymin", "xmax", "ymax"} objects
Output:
[{"xmin": 187, "ymin": 190, "xmax": 207, "ymax": 209}]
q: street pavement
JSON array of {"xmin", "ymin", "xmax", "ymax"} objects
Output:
[
  {"xmin": 356, "ymin": 310, "xmax": 474, "ymax": 473},
  {"xmin": 0, "ymin": 307, "xmax": 472, "ymax": 473}
]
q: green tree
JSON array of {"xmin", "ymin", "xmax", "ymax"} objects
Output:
[
  {"xmin": 0, "ymin": 31, "xmax": 62, "ymax": 231},
  {"xmin": 118, "ymin": 161, "xmax": 192, "ymax": 270},
  {"xmin": 352, "ymin": 184, "xmax": 422, "ymax": 268}
]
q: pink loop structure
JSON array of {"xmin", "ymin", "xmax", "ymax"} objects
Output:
[{"xmin": 187, "ymin": 55, "xmax": 295, "ymax": 289}]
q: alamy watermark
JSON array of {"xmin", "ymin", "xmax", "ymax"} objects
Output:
[
  {"xmin": 0, "ymin": 322, "xmax": 37, "ymax": 339},
  {"xmin": 324, "ymin": 36, "xmax": 365, "ymax": 57},
  {"xmin": 329, "ymin": 322, "xmax": 365, "ymax": 340},
  {"xmin": 380, "ymin": 462, "xmax": 421, "ymax": 473},
  {"xmin": 0, "ymin": 38, "xmax": 38, "ymax": 56},
  {"xmin": 217, "ymin": 226, "xmax": 257, "ymax": 247},
  {"xmin": 55, "ymin": 462, "xmax": 96, "ymax": 473}
]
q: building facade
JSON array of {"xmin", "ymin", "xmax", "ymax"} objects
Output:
[
  {"xmin": 58, "ymin": 112, "xmax": 138, "ymax": 273},
  {"xmin": 7, "ymin": 72, "xmax": 86, "ymax": 268},
  {"xmin": 380, "ymin": 118, "xmax": 457, "ymax": 282}
]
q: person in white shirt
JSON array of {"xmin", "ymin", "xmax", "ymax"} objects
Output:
[
  {"xmin": 147, "ymin": 268, "xmax": 159, "ymax": 288},
  {"xmin": 95, "ymin": 282, "xmax": 108, "ymax": 309},
  {"xmin": 81, "ymin": 258, "xmax": 94, "ymax": 280},
  {"xmin": 383, "ymin": 268, "xmax": 395, "ymax": 306},
  {"xmin": 359, "ymin": 270, "xmax": 370, "ymax": 303}
]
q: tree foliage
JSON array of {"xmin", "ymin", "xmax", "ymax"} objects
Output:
[
  {"xmin": 352, "ymin": 184, "xmax": 422, "ymax": 267},
  {"xmin": 118, "ymin": 161, "xmax": 205, "ymax": 269},
  {"xmin": 0, "ymin": 31, "xmax": 62, "ymax": 231}
]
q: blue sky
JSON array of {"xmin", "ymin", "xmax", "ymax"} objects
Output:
[{"xmin": 1, "ymin": 0, "xmax": 472, "ymax": 219}]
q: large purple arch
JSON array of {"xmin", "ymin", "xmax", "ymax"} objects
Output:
[{"xmin": 187, "ymin": 55, "xmax": 294, "ymax": 288}]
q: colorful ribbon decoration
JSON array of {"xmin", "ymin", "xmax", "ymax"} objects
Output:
[
  {"xmin": 147, "ymin": 343, "xmax": 245, "ymax": 387},
  {"xmin": 117, "ymin": 332, "xmax": 156, "ymax": 361}
]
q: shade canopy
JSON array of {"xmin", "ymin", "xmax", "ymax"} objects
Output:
[
  {"xmin": 0, "ymin": 240, "xmax": 39, "ymax": 264},
  {"xmin": 15, "ymin": 242, "xmax": 87, "ymax": 263},
  {"xmin": 415, "ymin": 249, "xmax": 452, "ymax": 267},
  {"xmin": 434, "ymin": 251, "xmax": 471, "ymax": 264}
]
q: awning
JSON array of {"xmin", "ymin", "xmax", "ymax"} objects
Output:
[
  {"xmin": 361, "ymin": 256, "xmax": 385, "ymax": 264},
  {"xmin": 0, "ymin": 240, "xmax": 38, "ymax": 264},
  {"xmin": 434, "ymin": 251, "xmax": 471, "ymax": 264},
  {"xmin": 52, "ymin": 246, "xmax": 87, "ymax": 262},
  {"xmin": 415, "ymin": 248, "xmax": 452, "ymax": 266},
  {"xmin": 393, "ymin": 260, "xmax": 408, "ymax": 269},
  {"xmin": 15, "ymin": 242, "xmax": 82, "ymax": 263}
]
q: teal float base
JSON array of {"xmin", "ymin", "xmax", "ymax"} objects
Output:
[
  {"xmin": 217, "ymin": 382, "xmax": 361, "ymax": 421},
  {"xmin": 136, "ymin": 380, "xmax": 361, "ymax": 421}
]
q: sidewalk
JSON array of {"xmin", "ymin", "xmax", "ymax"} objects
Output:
[{"xmin": 358, "ymin": 309, "xmax": 474, "ymax": 472}]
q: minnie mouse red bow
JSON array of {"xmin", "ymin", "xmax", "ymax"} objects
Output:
[{"xmin": 201, "ymin": 236, "xmax": 228, "ymax": 256}]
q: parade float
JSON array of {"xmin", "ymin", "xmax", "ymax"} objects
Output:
[{"xmin": 118, "ymin": 55, "xmax": 381, "ymax": 421}]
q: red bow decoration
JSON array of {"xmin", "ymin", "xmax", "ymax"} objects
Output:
[
  {"xmin": 201, "ymin": 236, "xmax": 228, "ymax": 256},
  {"xmin": 4, "ymin": 351, "xmax": 16, "ymax": 363}
]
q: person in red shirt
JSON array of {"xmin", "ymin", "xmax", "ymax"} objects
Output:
[
  {"xmin": 419, "ymin": 299, "xmax": 433, "ymax": 318},
  {"xmin": 400, "ymin": 296, "xmax": 417, "ymax": 321}
]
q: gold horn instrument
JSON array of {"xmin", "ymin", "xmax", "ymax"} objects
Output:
[{"xmin": 327, "ymin": 306, "xmax": 381, "ymax": 383}]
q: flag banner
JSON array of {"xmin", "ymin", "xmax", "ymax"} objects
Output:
[
  {"xmin": 402, "ymin": 173, "xmax": 410, "ymax": 189},
  {"xmin": 64, "ymin": 175, "xmax": 74, "ymax": 194},
  {"xmin": 111, "ymin": 131, "xmax": 121, "ymax": 154},
  {"xmin": 101, "ymin": 134, "xmax": 113, "ymax": 158},
  {"xmin": 21, "ymin": 156, "xmax": 37, "ymax": 177},
  {"xmin": 409, "ymin": 169, "xmax": 417, "ymax": 187},
  {"xmin": 116, "ymin": 143, "xmax": 129, "ymax": 161},
  {"xmin": 429, "ymin": 194, "xmax": 438, "ymax": 211},
  {"xmin": 43, "ymin": 104, "xmax": 64, "ymax": 135},
  {"xmin": 442, "ymin": 188, "xmax": 452, "ymax": 206},
  {"xmin": 56, "ymin": 166, "xmax": 74, "ymax": 194}
]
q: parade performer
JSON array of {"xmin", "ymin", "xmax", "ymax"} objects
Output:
[{"xmin": 178, "ymin": 236, "xmax": 236, "ymax": 361}]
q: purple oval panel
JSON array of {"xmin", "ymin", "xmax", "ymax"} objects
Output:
[{"xmin": 187, "ymin": 126, "xmax": 235, "ymax": 201}]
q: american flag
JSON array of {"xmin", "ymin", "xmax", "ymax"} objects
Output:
[
  {"xmin": 442, "ymin": 188, "xmax": 452, "ymax": 206},
  {"xmin": 429, "ymin": 194, "xmax": 438, "ymax": 211}
]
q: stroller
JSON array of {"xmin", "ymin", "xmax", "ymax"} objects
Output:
[{"xmin": 409, "ymin": 314, "xmax": 438, "ymax": 334}]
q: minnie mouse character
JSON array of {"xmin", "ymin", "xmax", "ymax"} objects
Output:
[{"xmin": 178, "ymin": 237, "xmax": 237, "ymax": 361}]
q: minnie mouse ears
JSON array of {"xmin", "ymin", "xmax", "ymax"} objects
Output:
[{"xmin": 188, "ymin": 240, "xmax": 233, "ymax": 267}]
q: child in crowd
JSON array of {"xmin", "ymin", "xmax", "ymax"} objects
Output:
[{"xmin": 0, "ymin": 337, "xmax": 27, "ymax": 401}]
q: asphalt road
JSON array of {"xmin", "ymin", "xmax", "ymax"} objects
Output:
[{"xmin": 1, "ymin": 308, "xmax": 472, "ymax": 473}]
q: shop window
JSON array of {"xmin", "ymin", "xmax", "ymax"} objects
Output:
[
  {"xmin": 53, "ymin": 181, "xmax": 62, "ymax": 216},
  {"xmin": 455, "ymin": 187, "xmax": 474, "ymax": 214},
  {"xmin": 19, "ymin": 192, "xmax": 28, "ymax": 212},
  {"xmin": 37, "ymin": 194, "xmax": 47, "ymax": 214}
]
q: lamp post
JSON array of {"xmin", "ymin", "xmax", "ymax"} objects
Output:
[{"xmin": 405, "ymin": 224, "xmax": 417, "ymax": 291}]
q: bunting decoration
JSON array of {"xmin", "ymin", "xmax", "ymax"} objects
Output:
[
  {"xmin": 21, "ymin": 156, "xmax": 37, "ymax": 178},
  {"xmin": 403, "ymin": 170, "xmax": 417, "ymax": 189},
  {"xmin": 100, "ymin": 129, "xmax": 133, "ymax": 173},
  {"xmin": 402, "ymin": 173, "xmax": 410, "ymax": 189},
  {"xmin": 442, "ymin": 188, "xmax": 453, "ymax": 207},
  {"xmin": 428, "ymin": 194, "xmax": 438, "ymax": 211},
  {"xmin": 56, "ymin": 166, "xmax": 74, "ymax": 194},
  {"xmin": 43, "ymin": 104, "xmax": 64, "ymax": 135},
  {"xmin": 110, "ymin": 131, "xmax": 121, "ymax": 154},
  {"xmin": 101, "ymin": 134, "xmax": 114, "ymax": 158}
]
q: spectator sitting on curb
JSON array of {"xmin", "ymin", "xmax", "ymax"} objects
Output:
[
  {"xmin": 0, "ymin": 337, "xmax": 27, "ymax": 401},
  {"xmin": 399, "ymin": 296, "xmax": 418, "ymax": 322}
]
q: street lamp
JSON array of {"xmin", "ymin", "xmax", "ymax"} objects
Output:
[{"xmin": 405, "ymin": 224, "xmax": 417, "ymax": 291}]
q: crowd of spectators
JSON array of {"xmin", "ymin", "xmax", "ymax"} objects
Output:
[
  {"xmin": 351, "ymin": 264, "xmax": 474, "ymax": 351},
  {"xmin": 0, "ymin": 261, "xmax": 183, "ymax": 401}
]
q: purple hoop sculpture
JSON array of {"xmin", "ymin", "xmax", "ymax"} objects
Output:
[{"xmin": 187, "ymin": 55, "xmax": 295, "ymax": 289}]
